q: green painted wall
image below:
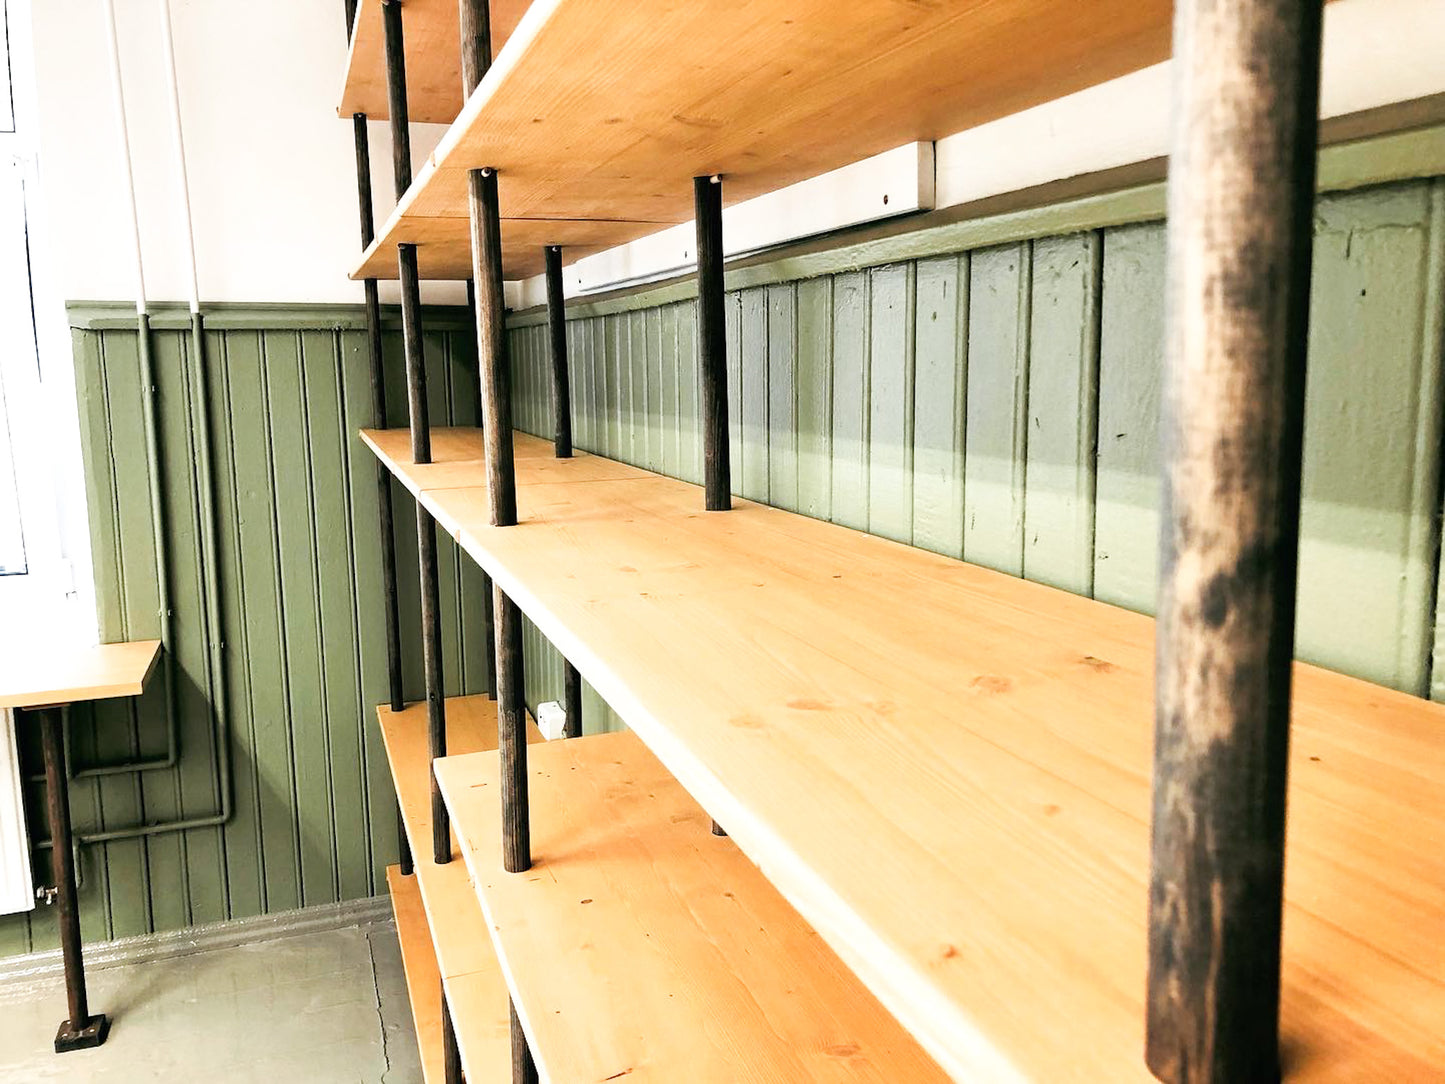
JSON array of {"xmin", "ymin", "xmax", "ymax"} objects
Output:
[
  {"xmin": 507, "ymin": 175, "xmax": 1445, "ymax": 701},
  {"xmin": 7, "ymin": 170, "xmax": 1441, "ymax": 959},
  {"xmin": 1, "ymin": 313, "xmax": 501, "ymax": 957}
]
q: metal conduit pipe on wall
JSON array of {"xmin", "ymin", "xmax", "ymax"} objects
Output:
[{"xmin": 33, "ymin": 0, "xmax": 236, "ymax": 854}]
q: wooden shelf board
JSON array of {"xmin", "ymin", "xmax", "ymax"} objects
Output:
[
  {"xmin": 377, "ymin": 694, "xmax": 541, "ymax": 1080},
  {"xmin": 364, "ymin": 0, "xmax": 1180, "ymax": 279},
  {"xmin": 436, "ymin": 729, "xmax": 951, "ymax": 1083},
  {"xmin": 338, "ymin": 0, "xmax": 531, "ymax": 124},
  {"xmin": 386, "ymin": 865, "xmax": 448, "ymax": 1084},
  {"xmin": 351, "ymin": 213, "xmax": 666, "ymax": 281},
  {"xmin": 371, "ymin": 428, "xmax": 1445, "ymax": 1082},
  {"xmin": 0, "ymin": 639, "xmax": 162, "ymax": 709},
  {"xmin": 361, "ymin": 427, "xmax": 652, "ymax": 536}
]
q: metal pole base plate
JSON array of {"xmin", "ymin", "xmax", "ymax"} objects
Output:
[{"xmin": 54, "ymin": 1013, "xmax": 110, "ymax": 1053}]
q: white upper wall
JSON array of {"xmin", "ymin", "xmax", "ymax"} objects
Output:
[
  {"xmin": 29, "ymin": 0, "xmax": 455, "ymax": 307},
  {"xmin": 27, "ymin": 0, "xmax": 1445, "ymax": 309}
]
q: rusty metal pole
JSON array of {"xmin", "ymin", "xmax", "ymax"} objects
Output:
[
  {"xmin": 544, "ymin": 245, "xmax": 573, "ymax": 457},
  {"xmin": 1145, "ymin": 1, "xmax": 1324, "ymax": 1082},
  {"xmin": 693, "ymin": 175, "xmax": 730, "ymax": 511},
  {"xmin": 383, "ymin": 0, "xmax": 451, "ymax": 868},
  {"xmin": 39, "ymin": 708, "xmax": 110, "ymax": 1051}
]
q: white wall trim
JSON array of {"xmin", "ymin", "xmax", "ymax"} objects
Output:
[{"xmin": 519, "ymin": 0, "xmax": 1445, "ymax": 297}]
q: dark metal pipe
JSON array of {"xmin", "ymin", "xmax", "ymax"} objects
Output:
[
  {"xmin": 693, "ymin": 175, "xmax": 730, "ymax": 511},
  {"xmin": 463, "ymin": 274, "xmax": 498, "ymax": 700},
  {"xmin": 353, "ymin": 112, "xmax": 405, "ymax": 714},
  {"xmin": 468, "ymin": 168, "xmax": 516, "ymax": 526},
  {"xmin": 442, "ymin": 982, "xmax": 462, "ymax": 1084},
  {"xmin": 544, "ymin": 245, "xmax": 573, "ymax": 458},
  {"xmin": 398, "ymin": 241, "xmax": 449, "ymax": 864},
  {"xmin": 1145, "ymin": 2, "xmax": 1324, "ymax": 1081},
  {"xmin": 398, "ymin": 246, "xmax": 432, "ymax": 465},
  {"xmin": 457, "ymin": 0, "xmax": 492, "ymax": 95},
  {"xmin": 397, "ymin": 806, "xmax": 413, "ymax": 876},
  {"xmin": 39, "ymin": 708, "xmax": 109, "ymax": 1051},
  {"xmin": 494, "ymin": 585, "xmax": 529, "ymax": 872},
  {"xmin": 380, "ymin": 0, "xmax": 412, "ymax": 198},
  {"xmin": 563, "ymin": 661, "xmax": 582, "ymax": 739},
  {"xmin": 510, "ymin": 998, "xmax": 537, "ymax": 1084}
]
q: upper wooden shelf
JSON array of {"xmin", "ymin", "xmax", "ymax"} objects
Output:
[
  {"xmin": 365, "ymin": 426, "xmax": 1445, "ymax": 1082},
  {"xmin": 338, "ymin": 0, "xmax": 531, "ymax": 124},
  {"xmin": 436, "ymin": 728, "xmax": 951, "ymax": 1082},
  {"xmin": 378, "ymin": 694, "xmax": 542, "ymax": 1081},
  {"xmin": 0, "ymin": 639, "xmax": 162, "ymax": 710},
  {"xmin": 354, "ymin": 0, "xmax": 1175, "ymax": 280}
]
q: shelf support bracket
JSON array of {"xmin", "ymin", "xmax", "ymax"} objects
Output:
[
  {"xmin": 1146, "ymin": 1, "xmax": 1323, "ymax": 1081},
  {"xmin": 544, "ymin": 245, "xmax": 574, "ymax": 458},
  {"xmin": 693, "ymin": 175, "xmax": 730, "ymax": 511}
]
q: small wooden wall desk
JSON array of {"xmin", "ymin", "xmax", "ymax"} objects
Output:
[{"xmin": 0, "ymin": 639, "xmax": 162, "ymax": 1052}]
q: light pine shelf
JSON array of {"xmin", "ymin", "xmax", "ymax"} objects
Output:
[
  {"xmin": 353, "ymin": 0, "xmax": 1179, "ymax": 280},
  {"xmin": 435, "ymin": 728, "xmax": 951, "ymax": 1083},
  {"xmin": 0, "ymin": 639, "xmax": 162, "ymax": 709},
  {"xmin": 338, "ymin": 0, "xmax": 531, "ymax": 124},
  {"xmin": 378, "ymin": 694, "xmax": 542, "ymax": 1082},
  {"xmin": 366, "ymin": 425, "xmax": 1445, "ymax": 1083},
  {"xmin": 385, "ymin": 865, "xmax": 448, "ymax": 1084}
]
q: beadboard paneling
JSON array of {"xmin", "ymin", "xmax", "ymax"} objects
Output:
[
  {"xmin": 1, "ymin": 315, "xmax": 492, "ymax": 957},
  {"xmin": 508, "ymin": 176, "xmax": 1445, "ymax": 709}
]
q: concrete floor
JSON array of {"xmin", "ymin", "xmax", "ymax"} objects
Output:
[{"xmin": 0, "ymin": 920, "xmax": 421, "ymax": 1083}]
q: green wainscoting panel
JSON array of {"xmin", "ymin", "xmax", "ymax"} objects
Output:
[
  {"xmin": 507, "ymin": 175, "xmax": 1445, "ymax": 710},
  {"xmin": 0, "ymin": 313, "xmax": 491, "ymax": 957}
]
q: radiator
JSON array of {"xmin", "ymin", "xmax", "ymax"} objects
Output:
[{"xmin": 0, "ymin": 709, "xmax": 34, "ymax": 915}]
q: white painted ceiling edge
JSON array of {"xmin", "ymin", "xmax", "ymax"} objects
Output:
[{"xmin": 511, "ymin": 0, "xmax": 1445, "ymax": 309}]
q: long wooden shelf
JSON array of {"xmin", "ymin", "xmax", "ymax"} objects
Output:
[
  {"xmin": 385, "ymin": 865, "xmax": 447, "ymax": 1083},
  {"xmin": 378, "ymin": 694, "xmax": 541, "ymax": 1082},
  {"xmin": 366, "ymin": 426, "xmax": 1445, "ymax": 1082},
  {"xmin": 435, "ymin": 729, "xmax": 951, "ymax": 1082},
  {"xmin": 339, "ymin": 0, "xmax": 531, "ymax": 124},
  {"xmin": 353, "ymin": 0, "xmax": 1178, "ymax": 280}
]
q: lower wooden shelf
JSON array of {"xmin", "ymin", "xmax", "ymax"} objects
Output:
[
  {"xmin": 435, "ymin": 729, "xmax": 951, "ymax": 1083},
  {"xmin": 385, "ymin": 865, "xmax": 448, "ymax": 1083},
  {"xmin": 379, "ymin": 694, "xmax": 540, "ymax": 1083}
]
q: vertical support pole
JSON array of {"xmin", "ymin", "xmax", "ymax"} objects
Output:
[
  {"xmin": 1145, "ymin": 3, "xmax": 1323, "ymax": 1082},
  {"xmin": 384, "ymin": 0, "xmax": 450, "ymax": 866},
  {"xmin": 563, "ymin": 662, "xmax": 582, "ymax": 739},
  {"xmin": 397, "ymin": 806, "xmax": 412, "ymax": 876},
  {"xmin": 693, "ymin": 175, "xmax": 730, "ymax": 510},
  {"xmin": 465, "ymin": 278, "xmax": 498, "ymax": 702},
  {"xmin": 510, "ymin": 998, "xmax": 538, "ymax": 1084},
  {"xmin": 457, "ymin": 0, "xmax": 492, "ymax": 94},
  {"xmin": 544, "ymin": 245, "xmax": 573, "ymax": 457},
  {"xmin": 381, "ymin": 0, "xmax": 412, "ymax": 199},
  {"xmin": 494, "ymin": 584, "xmax": 530, "ymax": 872},
  {"xmin": 39, "ymin": 708, "xmax": 110, "ymax": 1051},
  {"xmin": 351, "ymin": 113, "xmax": 405, "ymax": 715},
  {"xmin": 442, "ymin": 982, "xmax": 462, "ymax": 1084},
  {"xmin": 469, "ymin": 167, "xmax": 517, "ymax": 526}
]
